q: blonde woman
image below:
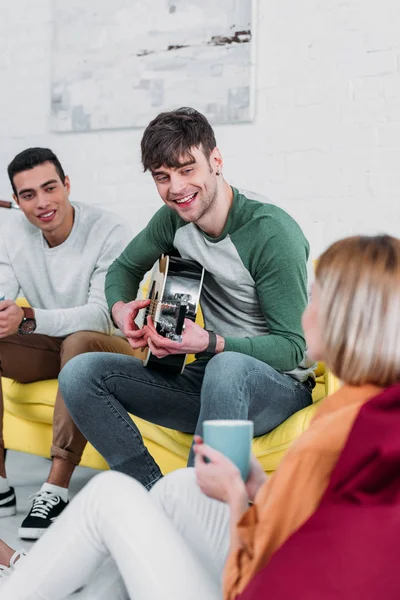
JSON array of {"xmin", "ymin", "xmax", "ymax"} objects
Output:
[{"xmin": 2, "ymin": 234, "xmax": 400, "ymax": 599}]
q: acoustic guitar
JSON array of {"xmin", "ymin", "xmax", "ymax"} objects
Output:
[{"xmin": 138, "ymin": 255, "xmax": 204, "ymax": 374}]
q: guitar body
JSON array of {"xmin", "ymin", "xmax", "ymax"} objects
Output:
[{"xmin": 139, "ymin": 255, "xmax": 205, "ymax": 374}]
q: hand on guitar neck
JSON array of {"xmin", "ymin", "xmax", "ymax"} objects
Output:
[
  {"xmin": 144, "ymin": 315, "xmax": 224, "ymax": 359},
  {"xmin": 111, "ymin": 299, "xmax": 151, "ymax": 349}
]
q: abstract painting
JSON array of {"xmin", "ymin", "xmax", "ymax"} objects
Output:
[{"xmin": 51, "ymin": 0, "xmax": 255, "ymax": 132}]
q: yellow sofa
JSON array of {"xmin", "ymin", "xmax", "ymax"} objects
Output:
[
  {"xmin": 3, "ymin": 362, "xmax": 339, "ymax": 476},
  {"xmin": 3, "ymin": 298, "xmax": 340, "ymax": 475}
]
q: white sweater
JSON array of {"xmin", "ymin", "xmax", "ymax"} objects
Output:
[{"xmin": 0, "ymin": 202, "xmax": 131, "ymax": 337}]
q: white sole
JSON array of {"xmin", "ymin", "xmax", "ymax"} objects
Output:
[
  {"xmin": 0, "ymin": 505, "xmax": 16, "ymax": 518},
  {"xmin": 18, "ymin": 527, "xmax": 46, "ymax": 540}
]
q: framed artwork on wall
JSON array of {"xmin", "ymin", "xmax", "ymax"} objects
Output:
[{"xmin": 51, "ymin": 0, "xmax": 256, "ymax": 132}]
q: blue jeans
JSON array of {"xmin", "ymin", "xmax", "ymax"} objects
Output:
[{"xmin": 59, "ymin": 352, "xmax": 312, "ymax": 488}]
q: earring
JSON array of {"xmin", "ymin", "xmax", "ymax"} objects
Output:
[{"xmin": 216, "ymin": 170, "xmax": 220, "ymax": 176}]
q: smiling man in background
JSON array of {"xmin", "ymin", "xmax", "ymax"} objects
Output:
[
  {"xmin": 59, "ymin": 107, "xmax": 316, "ymax": 489},
  {"xmin": 0, "ymin": 147, "xmax": 137, "ymax": 540}
]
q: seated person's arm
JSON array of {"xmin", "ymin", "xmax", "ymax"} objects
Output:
[
  {"xmin": 105, "ymin": 206, "xmax": 178, "ymax": 335},
  {"xmin": 33, "ymin": 223, "xmax": 130, "ymax": 337},
  {"xmin": 223, "ymin": 218, "xmax": 310, "ymax": 372}
]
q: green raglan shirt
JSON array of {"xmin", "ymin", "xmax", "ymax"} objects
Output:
[{"xmin": 105, "ymin": 188, "xmax": 314, "ymax": 380}]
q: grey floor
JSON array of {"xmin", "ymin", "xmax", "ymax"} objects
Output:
[{"xmin": 2, "ymin": 450, "xmax": 98, "ymax": 552}]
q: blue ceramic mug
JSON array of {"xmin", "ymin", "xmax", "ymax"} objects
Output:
[{"xmin": 202, "ymin": 419, "xmax": 254, "ymax": 481}]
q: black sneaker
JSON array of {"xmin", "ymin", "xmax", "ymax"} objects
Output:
[
  {"xmin": 19, "ymin": 490, "xmax": 68, "ymax": 540},
  {"xmin": 0, "ymin": 486, "xmax": 16, "ymax": 518}
]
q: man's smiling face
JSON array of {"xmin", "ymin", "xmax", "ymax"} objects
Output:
[
  {"xmin": 12, "ymin": 162, "xmax": 72, "ymax": 237},
  {"xmin": 151, "ymin": 146, "xmax": 220, "ymax": 224}
]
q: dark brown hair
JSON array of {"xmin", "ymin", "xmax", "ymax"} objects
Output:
[{"xmin": 141, "ymin": 107, "xmax": 217, "ymax": 172}]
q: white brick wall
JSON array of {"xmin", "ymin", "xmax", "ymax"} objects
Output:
[{"xmin": 1, "ymin": 0, "xmax": 399, "ymax": 256}]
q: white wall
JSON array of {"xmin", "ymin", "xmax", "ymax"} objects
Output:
[{"xmin": 1, "ymin": 0, "xmax": 399, "ymax": 256}]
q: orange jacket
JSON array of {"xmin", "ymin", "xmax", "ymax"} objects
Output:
[{"xmin": 224, "ymin": 384, "xmax": 382, "ymax": 600}]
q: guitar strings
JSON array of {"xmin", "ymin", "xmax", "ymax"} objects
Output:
[{"xmin": 143, "ymin": 298, "xmax": 180, "ymax": 325}]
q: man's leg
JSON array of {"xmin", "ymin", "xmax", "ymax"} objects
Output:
[
  {"xmin": 187, "ymin": 351, "xmax": 313, "ymax": 464},
  {"xmin": 49, "ymin": 331, "xmax": 141, "ymax": 484},
  {"xmin": 3, "ymin": 472, "xmax": 221, "ymax": 600},
  {"xmin": 59, "ymin": 353, "xmax": 206, "ymax": 488},
  {"xmin": 0, "ymin": 333, "xmax": 63, "ymax": 468},
  {"xmin": 20, "ymin": 332, "xmax": 139, "ymax": 540},
  {"xmin": 0, "ymin": 333, "xmax": 63, "ymax": 516}
]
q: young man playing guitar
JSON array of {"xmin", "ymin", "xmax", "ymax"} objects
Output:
[{"xmin": 59, "ymin": 108, "xmax": 315, "ymax": 488}]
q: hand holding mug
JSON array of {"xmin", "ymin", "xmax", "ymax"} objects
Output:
[{"xmin": 194, "ymin": 436, "xmax": 245, "ymax": 504}]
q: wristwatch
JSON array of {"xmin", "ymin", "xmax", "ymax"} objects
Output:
[
  {"xmin": 18, "ymin": 307, "xmax": 37, "ymax": 335},
  {"xmin": 204, "ymin": 330, "xmax": 218, "ymax": 355}
]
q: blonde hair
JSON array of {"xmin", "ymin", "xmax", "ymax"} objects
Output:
[{"xmin": 315, "ymin": 235, "xmax": 400, "ymax": 387}]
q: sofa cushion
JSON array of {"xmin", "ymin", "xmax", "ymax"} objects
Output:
[{"xmin": 3, "ymin": 368, "xmax": 325, "ymax": 473}]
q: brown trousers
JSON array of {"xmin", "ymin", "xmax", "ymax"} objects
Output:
[{"xmin": 0, "ymin": 332, "xmax": 139, "ymax": 465}]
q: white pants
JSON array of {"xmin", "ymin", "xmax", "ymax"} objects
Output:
[{"xmin": 3, "ymin": 469, "xmax": 230, "ymax": 600}]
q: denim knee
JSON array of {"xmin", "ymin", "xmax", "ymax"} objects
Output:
[
  {"xmin": 58, "ymin": 352, "xmax": 95, "ymax": 408},
  {"xmin": 203, "ymin": 351, "xmax": 255, "ymax": 387}
]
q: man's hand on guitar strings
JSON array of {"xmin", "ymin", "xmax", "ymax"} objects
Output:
[
  {"xmin": 111, "ymin": 299, "xmax": 151, "ymax": 350},
  {"xmin": 144, "ymin": 315, "xmax": 209, "ymax": 358}
]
